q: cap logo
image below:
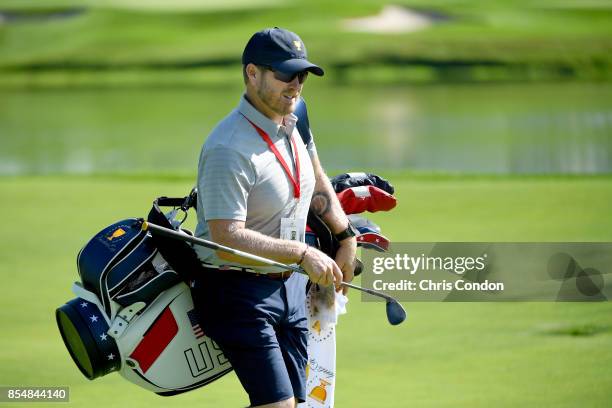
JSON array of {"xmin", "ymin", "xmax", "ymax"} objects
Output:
[{"xmin": 293, "ymin": 40, "xmax": 302, "ymax": 51}]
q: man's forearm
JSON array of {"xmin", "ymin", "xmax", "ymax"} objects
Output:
[
  {"xmin": 210, "ymin": 221, "xmax": 307, "ymax": 265},
  {"xmin": 309, "ymin": 154, "xmax": 357, "ymax": 286}
]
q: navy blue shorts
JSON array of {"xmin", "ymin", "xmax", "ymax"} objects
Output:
[{"xmin": 193, "ymin": 269, "xmax": 309, "ymax": 406}]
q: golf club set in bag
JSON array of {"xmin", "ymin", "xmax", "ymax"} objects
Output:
[{"xmin": 55, "ymin": 98, "xmax": 405, "ymax": 396}]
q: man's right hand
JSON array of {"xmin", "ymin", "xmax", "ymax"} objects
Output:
[{"xmin": 300, "ymin": 246, "xmax": 343, "ymax": 290}]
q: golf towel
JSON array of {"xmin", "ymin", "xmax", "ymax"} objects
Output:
[{"xmin": 299, "ymin": 286, "xmax": 348, "ymax": 408}]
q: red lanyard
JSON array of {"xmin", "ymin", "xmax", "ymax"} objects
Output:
[{"xmin": 243, "ymin": 115, "xmax": 301, "ymax": 199}]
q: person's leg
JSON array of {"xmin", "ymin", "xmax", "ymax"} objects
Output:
[
  {"xmin": 277, "ymin": 273, "xmax": 309, "ymax": 403},
  {"xmin": 216, "ymin": 331, "xmax": 296, "ymax": 406},
  {"xmin": 276, "ymin": 323, "xmax": 308, "ymax": 403},
  {"xmin": 192, "ymin": 270, "xmax": 297, "ymax": 406}
]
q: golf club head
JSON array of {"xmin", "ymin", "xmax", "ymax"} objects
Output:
[{"xmin": 385, "ymin": 300, "xmax": 407, "ymax": 325}]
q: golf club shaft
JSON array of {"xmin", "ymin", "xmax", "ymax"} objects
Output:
[
  {"xmin": 140, "ymin": 220, "xmax": 395, "ymax": 301},
  {"xmin": 341, "ymin": 281, "xmax": 396, "ymax": 302},
  {"xmin": 142, "ymin": 220, "xmax": 296, "ymax": 271}
]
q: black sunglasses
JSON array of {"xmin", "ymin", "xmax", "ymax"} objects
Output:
[{"xmin": 260, "ymin": 65, "xmax": 308, "ymax": 84}]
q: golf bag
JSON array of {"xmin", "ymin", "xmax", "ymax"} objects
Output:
[{"xmin": 56, "ymin": 195, "xmax": 233, "ymax": 395}]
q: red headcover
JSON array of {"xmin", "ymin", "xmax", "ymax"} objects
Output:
[{"xmin": 337, "ymin": 185, "xmax": 397, "ymax": 215}]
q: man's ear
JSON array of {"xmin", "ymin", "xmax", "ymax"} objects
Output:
[{"xmin": 246, "ymin": 63, "xmax": 259, "ymax": 84}]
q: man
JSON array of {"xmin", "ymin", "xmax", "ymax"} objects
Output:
[{"xmin": 193, "ymin": 27, "xmax": 357, "ymax": 408}]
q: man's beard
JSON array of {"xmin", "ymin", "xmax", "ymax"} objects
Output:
[{"xmin": 256, "ymin": 76, "xmax": 295, "ymax": 117}]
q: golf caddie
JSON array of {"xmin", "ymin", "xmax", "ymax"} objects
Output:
[{"xmin": 192, "ymin": 28, "xmax": 357, "ymax": 407}]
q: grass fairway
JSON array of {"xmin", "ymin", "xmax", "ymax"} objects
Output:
[{"xmin": 1, "ymin": 174, "xmax": 611, "ymax": 407}]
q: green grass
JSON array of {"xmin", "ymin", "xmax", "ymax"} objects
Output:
[
  {"xmin": 0, "ymin": 0, "xmax": 611, "ymax": 85},
  {"xmin": 0, "ymin": 174, "xmax": 611, "ymax": 407}
]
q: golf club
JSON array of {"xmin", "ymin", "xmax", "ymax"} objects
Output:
[{"xmin": 138, "ymin": 219, "xmax": 406, "ymax": 325}]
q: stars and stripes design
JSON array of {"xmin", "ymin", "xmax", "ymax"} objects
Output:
[
  {"xmin": 187, "ymin": 309, "xmax": 205, "ymax": 339},
  {"xmin": 73, "ymin": 298, "xmax": 120, "ymax": 375},
  {"xmin": 356, "ymin": 231, "xmax": 389, "ymax": 252}
]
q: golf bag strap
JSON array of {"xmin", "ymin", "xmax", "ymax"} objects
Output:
[
  {"xmin": 108, "ymin": 301, "xmax": 146, "ymax": 339},
  {"xmin": 307, "ymin": 210, "xmax": 339, "ymax": 260},
  {"xmin": 306, "ymin": 211, "xmax": 363, "ymax": 277},
  {"xmin": 294, "ymin": 97, "xmax": 312, "ymax": 146},
  {"xmin": 147, "ymin": 196, "xmax": 206, "ymax": 281},
  {"xmin": 155, "ymin": 188, "xmax": 197, "ymax": 212}
]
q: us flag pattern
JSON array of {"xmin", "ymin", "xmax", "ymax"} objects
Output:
[{"xmin": 187, "ymin": 309, "xmax": 205, "ymax": 339}]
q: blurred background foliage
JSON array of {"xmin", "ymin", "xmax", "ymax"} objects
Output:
[{"xmin": 0, "ymin": 0, "xmax": 611, "ymax": 86}]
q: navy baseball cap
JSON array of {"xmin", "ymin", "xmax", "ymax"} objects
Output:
[{"xmin": 242, "ymin": 27, "xmax": 324, "ymax": 77}]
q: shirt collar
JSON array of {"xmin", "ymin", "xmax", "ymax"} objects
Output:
[{"xmin": 238, "ymin": 95, "xmax": 298, "ymax": 140}]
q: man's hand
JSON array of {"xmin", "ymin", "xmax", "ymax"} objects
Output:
[
  {"xmin": 335, "ymin": 237, "xmax": 357, "ymax": 294},
  {"xmin": 301, "ymin": 246, "xmax": 343, "ymax": 290}
]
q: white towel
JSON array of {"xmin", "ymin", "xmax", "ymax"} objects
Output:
[{"xmin": 299, "ymin": 286, "xmax": 348, "ymax": 408}]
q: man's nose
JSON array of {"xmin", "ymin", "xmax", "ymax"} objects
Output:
[{"xmin": 287, "ymin": 75, "xmax": 301, "ymax": 88}]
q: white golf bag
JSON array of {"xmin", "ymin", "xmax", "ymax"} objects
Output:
[{"xmin": 56, "ymin": 195, "xmax": 233, "ymax": 395}]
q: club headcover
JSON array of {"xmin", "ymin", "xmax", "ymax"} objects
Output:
[
  {"xmin": 356, "ymin": 231, "xmax": 390, "ymax": 252},
  {"xmin": 337, "ymin": 185, "xmax": 397, "ymax": 215},
  {"xmin": 330, "ymin": 172, "xmax": 395, "ymax": 195},
  {"xmin": 348, "ymin": 214, "xmax": 381, "ymax": 233},
  {"xmin": 349, "ymin": 214, "xmax": 390, "ymax": 252}
]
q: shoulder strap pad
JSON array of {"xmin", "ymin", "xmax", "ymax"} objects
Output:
[{"xmin": 294, "ymin": 97, "xmax": 312, "ymax": 146}]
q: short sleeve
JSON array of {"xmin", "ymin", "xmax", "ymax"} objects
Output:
[
  {"xmin": 306, "ymin": 134, "xmax": 317, "ymax": 158},
  {"xmin": 198, "ymin": 146, "xmax": 256, "ymax": 221}
]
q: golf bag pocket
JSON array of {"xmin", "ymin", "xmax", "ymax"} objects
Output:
[
  {"xmin": 113, "ymin": 252, "xmax": 179, "ymax": 307},
  {"xmin": 77, "ymin": 218, "xmax": 181, "ymax": 319}
]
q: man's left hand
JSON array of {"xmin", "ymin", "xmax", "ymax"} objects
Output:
[{"xmin": 334, "ymin": 237, "xmax": 357, "ymax": 294}]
